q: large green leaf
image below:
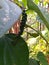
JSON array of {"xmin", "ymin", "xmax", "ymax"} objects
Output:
[
  {"xmin": 36, "ymin": 6, "xmax": 49, "ymax": 24},
  {"xmin": 37, "ymin": 52, "xmax": 48, "ymax": 65},
  {"xmin": 0, "ymin": 34, "xmax": 29, "ymax": 65},
  {"xmin": 27, "ymin": 0, "xmax": 49, "ymax": 30}
]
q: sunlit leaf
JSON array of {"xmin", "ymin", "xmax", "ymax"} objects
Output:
[
  {"xmin": 22, "ymin": 0, "xmax": 27, "ymax": 7},
  {"xmin": 34, "ymin": 0, "xmax": 39, "ymax": 4}
]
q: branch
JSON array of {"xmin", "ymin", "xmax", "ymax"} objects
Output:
[{"xmin": 26, "ymin": 24, "xmax": 49, "ymax": 45}]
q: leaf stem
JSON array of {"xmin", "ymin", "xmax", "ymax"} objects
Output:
[{"xmin": 26, "ymin": 24, "xmax": 49, "ymax": 45}]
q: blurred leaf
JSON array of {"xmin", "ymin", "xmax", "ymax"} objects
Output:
[
  {"xmin": 29, "ymin": 58, "xmax": 40, "ymax": 65},
  {"xmin": 0, "ymin": 33, "xmax": 29, "ymax": 65},
  {"xmin": 36, "ymin": 15, "xmax": 43, "ymax": 23},
  {"xmin": 22, "ymin": 0, "xmax": 27, "ymax": 7},
  {"xmin": 29, "ymin": 33, "xmax": 39, "ymax": 37},
  {"xmin": 27, "ymin": 0, "xmax": 49, "ymax": 30},
  {"xmin": 14, "ymin": 0, "xmax": 18, "ymax": 2},
  {"xmin": 36, "ymin": 6, "xmax": 49, "ymax": 24},
  {"xmin": 45, "ymin": 0, "xmax": 49, "ymax": 3},
  {"xmin": 26, "ymin": 9, "xmax": 34, "ymax": 14},
  {"xmin": 14, "ymin": 0, "xmax": 22, "ymax": 7},
  {"xmin": 37, "ymin": 52, "xmax": 48, "ymax": 65},
  {"xmin": 34, "ymin": 0, "xmax": 39, "ymax": 4}
]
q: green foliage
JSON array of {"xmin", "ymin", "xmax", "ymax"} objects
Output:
[
  {"xmin": 22, "ymin": 0, "xmax": 27, "ymax": 7},
  {"xmin": 37, "ymin": 6, "xmax": 49, "ymax": 24},
  {"xmin": 21, "ymin": 0, "xmax": 49, "ymax": 65},
  {"xmin": 27, "ymin": 0, "xmax": 49, "ymax": 30},
  {"xmin": 34, "ymin": 0, "xmax": 39, "ymax": 4},
  {"xmin": 37, "ymin": 52, "xmax": 48, "ymax": 65},
  {"xmin": 0, "ymin": 34, "xmax": 29, "ymax": 65},
  {"xmin": 0, "ymin": 0, "xmax": 49, "ymax": 65}
]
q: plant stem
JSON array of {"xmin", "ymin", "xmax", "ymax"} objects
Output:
[{"xmin": 26, "ymin": 24, "xmax": 49, "ymax": 45}]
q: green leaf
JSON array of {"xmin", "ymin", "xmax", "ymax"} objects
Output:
[
  {"xmin": 14, "ymin": 0, "xmax": 18, "ymax": 2},
  {"xmin": 22, "ymin": 0, "xmax": 27, "ymax": 7},
  {"xmin": 34, "ymin": 0, "xmax": 39, "ymax": 4},
  {"xmin": 29, "ymin": 58, "xmax": 40, "ymax": 65},
  {"xmin": 36, "ymin": 15, "xmax": 43, "ymax": 23},
  {"xmin": 0, "ymin": 34, "xmax": 29, "ymax": 65},
  {"xmin": 37, "ymin": 52, "xmax": 48, "ymax": 65},
  {"xmin": 29, "ymin": 33, "xmax": 39, "ymax": 37},
  {"xmin": 37, "ymin": 6, "xmax": 49, "ymax": 24},
  {"xmin": 27, "ymin": 0, "xmax": 49, "ymax": 30}
]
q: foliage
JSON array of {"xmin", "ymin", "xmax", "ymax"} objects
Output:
[
  {"xmin": 0, "ymin": 34, "xmax": 29, "ymax": 65},
  {"xmin": 27, "ymin": 0, "xmax": 49, "ymax": 30},
  {"xmin": 0, "ymin": 0, "xmax": 49, "ymax": 65},
  {"xmin": 37, "ymin": 52, "xmax": 48, "ymax": 65}
]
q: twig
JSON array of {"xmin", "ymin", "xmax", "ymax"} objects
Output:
[{"xmin": 26, "ymin": 24, "xmax": 49, "ymax": 45}]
